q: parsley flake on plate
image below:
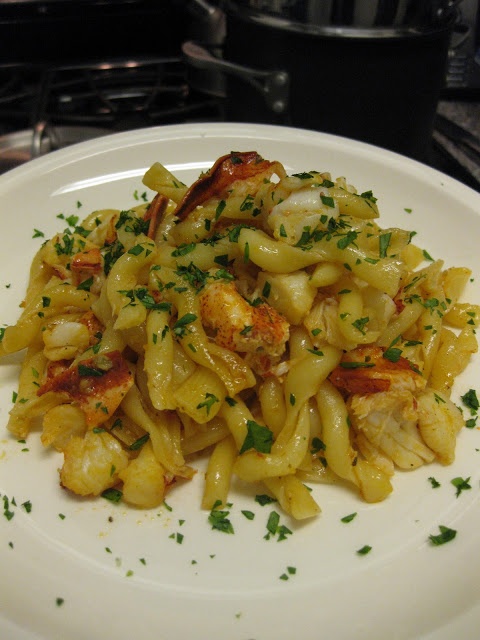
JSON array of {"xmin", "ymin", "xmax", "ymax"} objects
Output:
[{"xmin": 429, "ymin": 525, "xmax": 457, "ymax": 546}]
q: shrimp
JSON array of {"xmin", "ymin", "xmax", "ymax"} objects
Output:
[
  {"xmin": 70, "ymin": 247, "xmax": 102, "ymax": 274},
  {"xmin": 42, "ymin": 310, "xmax": 103, "ymax": 361},
  {"xmin": 78, "ymin": 310, "xmax": 104, "ymax": 345},
  {"xmin": 173, "ymin": 151, "xmax": 285, "ymax": 220},
  {"xmin": 304, "ymin": 297, "xmax": 358, "ymax": 352},
  {"xmin": 268, "ymin": 185, "xmax": 340, "ymax": 246},
  {"xmin": 37, "ymin": 350, "xmax": 134, "ymax": 428},
  {"xmin": 328, "ymin": 346, "xmax": 461, "ymax": 471},
  {"xmin": 199, "ymin": 280, "xmax": 289, "ymax": 376},
  {"xmin": 143, "ymin": 193, "xmax": 169, "ymax": 239},
  {"xmin": 348, "ymin": 390, "xmax": 435, "ymax": 471},
  {"xmin": 329, "ymin": 346, "xmax": 426, "ymax": 395},
  {"xmin": 60, "ymin": 429, "xmax": 129, "ymax": 497},
  {"xmin": 70, "ymin": 247, "xmax": 104, "ymax": 291}
]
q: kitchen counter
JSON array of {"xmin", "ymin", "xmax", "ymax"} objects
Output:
[{"xmin": 430, "ymin": 94, "xmax": 480, "ymax": 192}]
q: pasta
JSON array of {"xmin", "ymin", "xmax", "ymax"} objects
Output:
[{"xmin": 2, "ymin": 150, "xmax": 478, "ymax": 521}]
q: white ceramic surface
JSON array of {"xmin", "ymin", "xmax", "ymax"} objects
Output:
[{"xmin": 1, "ymin": 123, "xmax": 479, "ymax": 640}]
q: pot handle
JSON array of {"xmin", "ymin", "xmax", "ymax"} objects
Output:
[{"xmin": 182, "ymin": 40, "xmax": 290, "ymax": 114}]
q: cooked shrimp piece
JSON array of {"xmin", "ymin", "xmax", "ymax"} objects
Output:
[
  {"xmin": 199, "ymin": 280, "xmax": 289, "ymax": 373},
  {"xmin": 70, "ymin": 247, "xmax": 104, "ymax": 291},
  {"xmin": 41, "ymin": 404, "xmax": 87, "ymax": 452},
  {"xmin": 268, "ymin": 186, "xmax": 340, "ymax": 246},
  {"xmin": 143, "ymin": 193, "xmax": 169, "ymax": 239},
  {"xmin": 119, "ymin": 440, "xmax": 167, "ymax": 508},
  {"xmin": 78, "ymin": 310, "xmax": 104, "ymax": 345},
  {"xmin": 174, "ymin": 151, "xmax": 285, "ymax": 220},
  {"xmin": 60, "ymin": 429, "xmax": 129, "ymax": 496},
  {"xmin": 304, "ymin": 297, "xmax": 357, "ymax": 351},
  {"xmin": 43, "ymin": 320, "xmax": 91, "ymax": 361},
  {"xmin": 416, "ymin": 388, "xmax": 464, "ymax": 465},
  {"xmin": 331, "ymin": 346, "xmax": 434, "ymax": 470},
  {"xmin": 329, "ymin": 346, "xmax": 426, "ymax": 395},
  {"xmin": 330, "ymin": 346, "xmax": 462, "ymax": 470},
  {"xmin": 37, "ymin": 351, "xmax": 134, "ymax": 428},
  {"xmin": 348, "ymin": 390, "xmax": 435, "ymax": 470},
  {"xmin": 70, "ymin": 247, "xmax": 102, "ymax": 273},
  {"xmin": 42, "ymin": 310, "xmax": 103, "ymax": 362}
]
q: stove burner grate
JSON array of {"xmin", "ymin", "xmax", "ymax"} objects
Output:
[{"xmin": 0, "ymin": 57, "xmax": 224, "ymax": 171}]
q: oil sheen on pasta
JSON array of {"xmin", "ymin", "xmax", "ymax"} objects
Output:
[{"xmin": 1, "ymin": 151, "xmax": 478, "ymax": 520}]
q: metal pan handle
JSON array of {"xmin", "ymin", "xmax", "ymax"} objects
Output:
[{"xmin": 181, "ymin": 40, "xmax": 290, "ymax": 114}]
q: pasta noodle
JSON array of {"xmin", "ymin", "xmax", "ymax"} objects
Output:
[{"xmin": 2, "ymin": 150, "xmax": 478, "ymax": 522}]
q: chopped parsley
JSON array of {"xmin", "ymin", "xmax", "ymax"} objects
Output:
[
  {"xmin": 339, "ymin": 361, "xmax": 375, "ymax": 369},
  {"xmin": 103, "ymin": 241, "xmax": 125, "ymax": 275},
  {"xmin": 461, "ymin": 389, "xmax": 479, "ymax": 414},
  {"xmin": 320, "ymin": 194, "xmax": 335, "ymax": 208},
  {"xmin": 255, "ymin": 494, "xmax": 277, "ymax": 506},
  {"xmin": 128, "ymin": 244, "xmax": 145, "ymax": 256},
  {"xmin": 3, "ymin": 495, "xmax": 15, "ymax": 521},
  {"xmin": 76, "ymin": 277, "xmax": 94, "ymax": 292},
  {"xmin": 101, "ymin": 488, "xmax": 123, "ymax": 503},
  {"xmin": 173, "ymin": 313, "xmax": 197, "ymax": 337},
  {"xmin": 240, "ymin": 194, "xmax": 255, "ymax": 211},
  {"xmin": 307, "ymin": 348, "xmax": 324, "ymax": 357},
  {"xmin": 262, "ymin": 281, "xmax": 271, "ymax": 298},
  {"xmin": 311, "ymin": 437, "xmax": 326, "ymax": 455},
  {"xmin": 279, "ymin": 566, "xmax": 297, "ymax": 580},
  {"xmin": 129, "ymin": 434, "xmax": 150, "ymax": 451},
  {"xmin": 451, "ymin": 476, "xmax": 471, "ymax": 497},
  {"xmin": 171, "ymin": 243, "xmax": 196, "ymax": 257},
  {"xmin": 429, "ymin": 525, "xmax": 457, "ymax": 546},
  {"xmin": 336, "ymin": 230, "xmax": 358, "ymax": 250},
  {"xmin": 239, "ymin": 325, "xmax": 253, "ymax": 336},
  {"xmin": 291, "ymin": 172, "xmax": 314, "ymax": 179},
  {"xmin": 215, "ymin": 200, "xmax": 226, "ymax": 220},
  {"xmin": 356, "ymin": 545, "xmax": 372, "ymax": 556},
  {"xmin": 122, "ymin": 287, "xmax": 172, "ymax": 312},
  {"xmin": 78, "ymin": 363, "xmax": 105, "ymax": 377},
  {"xmin": 352, "ymin": 316, "xmax": 370, "ymax": 335},
  {"xmin": 383, "ymin": 346, "xmax": 403, "ymax": 363},
  {"xmin": 208, "ymin": 500, "xmax": 234, "ymax": 534},
  {"xmin": 265, "ymin": 510, "xmax": 292, "ymax": 541},
  {"xmin": 239, "ymin": 420, "xmax": 273, "ymax": 455},
  {"xmin": 341, "ymin": 512, "xmax": 357, "ymax": 523},
  {"xmin": 379, "ymin": 232, "xmax": 391, "ymax": 258},
  {"xmin": 423, "ymin": 249, "xmax": 434, "ymax": 261},
  {"xmin": 196, "ymin": 393, "xmax": 219, "ymax": 416},
  {"xmin": 22, "ymin": 500, "xmax": 32, "ymax": 514}
]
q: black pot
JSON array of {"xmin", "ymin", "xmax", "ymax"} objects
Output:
[
  {"xmin": 183, "ymin": 0, "xmax": 460, "ymax": 160},
  {"xmin": 0, "ymin": 0, "xmax": 189, "ymax": 63}
]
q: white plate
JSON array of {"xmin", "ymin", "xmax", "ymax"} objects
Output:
[{"xmin": 1, "ymin": 123, "xmax": 480, "ymax": 640}]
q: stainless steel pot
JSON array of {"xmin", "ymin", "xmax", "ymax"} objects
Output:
[
  {"xmin": 183, "ymin": 0, "xmax": 461, "ymax": 159},
  {"xmin": 0, "ymin": 125, "xmax": 110, "ymax": 174}
]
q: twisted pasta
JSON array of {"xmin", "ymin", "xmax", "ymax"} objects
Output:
[{"xmin": 2, "ymin": 151, "xmax": 477, "ymax": 521}]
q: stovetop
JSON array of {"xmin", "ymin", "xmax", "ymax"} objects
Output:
[
  {"xmin": 0, "ymin": 57, "xmax": 225, "ymax": 172},
  {"xmin": 1, "ymin": 56, "xmax": 480, "ymax": 194},
  {"xmin": 0, "ymin": 57, "xmax": 226, "ymax": 130}
]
